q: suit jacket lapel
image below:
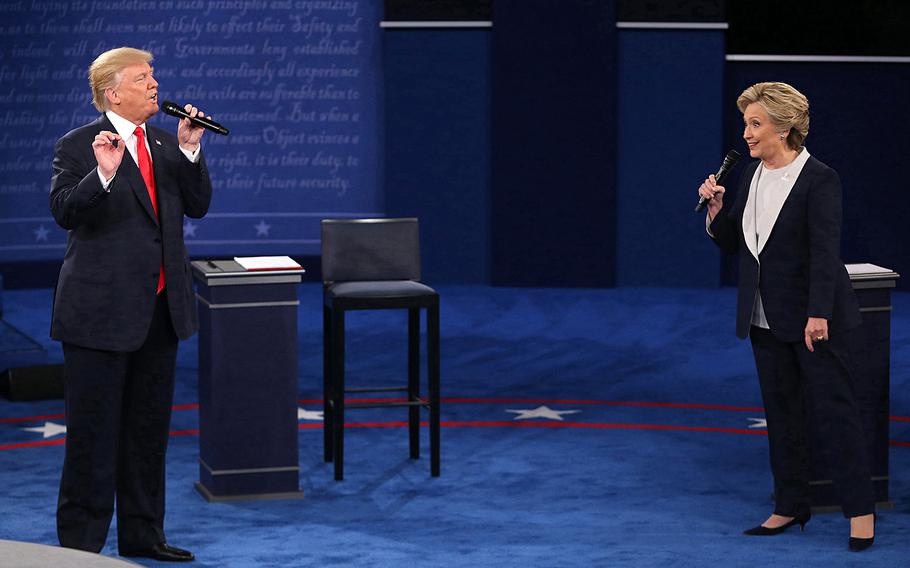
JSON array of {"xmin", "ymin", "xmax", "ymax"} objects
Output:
[
  {"xmin": 123, "ymin": 153, "xmax": 159, "ymax": 227},
  {"xmin": 756, "ymin": 149, "xmax": 812, "ymax": 254},
  {"xmin": 741, "ymin": 164, "xmax": 761, "ymax": 261},
  {"xmin": 131, "ymin": 139, "xmax": 159, "ymax": 226}
]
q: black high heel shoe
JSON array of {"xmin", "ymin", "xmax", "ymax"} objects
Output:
[
  {"xmin": 743, "ymin": 513, "xmax": 811, "ymax": 536},
  {"xmin": 849, "ymin": 535, "xmax": 874, "ymax": 552},
  {"xmin": 848, "ymin": 514, "xmax": 875, "ymax": 552}
]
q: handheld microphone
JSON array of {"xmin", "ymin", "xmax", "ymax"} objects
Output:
[
  {"xmin": 695, "ymin": 149, "xmax": 741, "ymax": 212},
  {"xmin": 161, "ymin": 100, "xmax": 229, "ymax": 135}
]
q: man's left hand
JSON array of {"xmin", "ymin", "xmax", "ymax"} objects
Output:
[{"xmin": 177, "ymin": 103, "xmax": 206, "ymax": 152}]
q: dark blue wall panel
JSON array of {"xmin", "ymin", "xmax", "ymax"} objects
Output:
[
  {"xmin": 491, "ymin": 1, "xmax": 617, "ymax": 287},
  {"xmin": 616, "ymin": 30, "xmax": 725, "ymax": 287},
  {"xmin": 723, "ymin": 63, "xmax": 910, "ymax": 290},
  {"xmin": 384, "ymin": 30, "xmax": 491, "ymax": 284}
]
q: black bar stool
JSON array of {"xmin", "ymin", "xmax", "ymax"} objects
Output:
[{"xmin": 321, "ymin": 218, "xmax": 440, "ymax": 480}]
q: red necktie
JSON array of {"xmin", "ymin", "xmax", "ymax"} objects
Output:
[{"xmin": 134, "ymin": 126, "xmax": 165, "ymax": 294}]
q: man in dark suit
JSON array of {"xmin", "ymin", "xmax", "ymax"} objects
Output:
[{"xmin": 50, "ymin": 47, "xmax": 212, "ymax": 562}]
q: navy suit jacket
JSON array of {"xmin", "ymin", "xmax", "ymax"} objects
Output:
[
  {"xmin": 50, "ymin": 114, "xmax": 212, "ymax": 351},
  {"xmin": 709, "ymin": 155, "xmax": 860, "ymax": 343}
]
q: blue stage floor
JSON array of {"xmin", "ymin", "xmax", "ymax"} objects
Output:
[{"xmin": 1, "ymin": 284, "xmax": 908, "ymax": 566}]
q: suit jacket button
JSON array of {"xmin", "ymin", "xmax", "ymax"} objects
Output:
[{"xmin": 154, "ymin": 237, "xmax": 162, "ymax": 243}]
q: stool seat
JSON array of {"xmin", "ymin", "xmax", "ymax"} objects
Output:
[{"xmin": 327, "ymin": 280, "xmax": 437, "ymax": 299}]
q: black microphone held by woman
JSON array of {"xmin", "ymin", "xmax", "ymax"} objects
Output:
[
  {"xmin": 162, "ymin": 100, "xmax": 229, "ymax": 135},
  {"xmin": 694, "ymin": 149, "xmax": 740, "ymax": 212}
]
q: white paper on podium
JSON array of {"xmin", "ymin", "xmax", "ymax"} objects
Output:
[
  {"xmin": 845, "ymin": 263, "xmax": 894, "ymax": 276},
  {"xmin": 233, "ymin": 256, "xmax": 302, "ymax": 271}
]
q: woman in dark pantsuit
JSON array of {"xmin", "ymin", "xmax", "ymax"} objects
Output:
[{"xmin": 698, "ymin": 82, "xmax": 875, "ymax": 551}]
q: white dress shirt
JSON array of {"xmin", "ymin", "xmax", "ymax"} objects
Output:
[{"xmin": 97, "ymin": 111, "xmax": 200, "ymax": 189}]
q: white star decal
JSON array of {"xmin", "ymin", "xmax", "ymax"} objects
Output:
[
  {"xmin": 34, "ymin": 225, "xmax": 50, "ymax": 242},
  {"xmin": 184, "ymin": 221, "xmax": 198, "ymax": 238},
  {"xmin": 22, "ymin": 421, "xmax": 67, "ymax": 438},
  {"xmin": 506, "ymin": 405, "xmax": 581, "ymax": 421},
  {"xmin": 298, "ymin": 408, "xmax": 323, "ymax": 421},
  {"xmin": 747, "ymin": 417, "xmax": 767, "ymax": 429},
  {"xmin": 254, "ymin": 220, "xmax": 271, "ymax": 236}
]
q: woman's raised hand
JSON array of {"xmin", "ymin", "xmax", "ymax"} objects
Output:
[{"xmin": 698, "ymin": 174, "xmax": 725, "ymax": 220}]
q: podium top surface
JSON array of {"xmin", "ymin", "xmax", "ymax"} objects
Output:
[
  {"xmin": 191, "ymin": 260, "xmax": 306, "ymax": 283},
  {"xmin": 846, "ymin": 263, "xmax": 900, "ymax": 281}
]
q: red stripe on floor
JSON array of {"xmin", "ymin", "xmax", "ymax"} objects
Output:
[
  {"xmin": 442, "ymin": 398, "xmax": 768, "ymax": 412},
  {"xmin": 5, "ymin": 423, "xmax": 910, "ymax": 451},
  {"xmin": 169, "ymin": 429, "xmax": 199, "ymax": 437},
  {"xmin": 4, "ymin": 400, "xmax": 909, "ymax": 424},
  {"xmin": 0, "ymin": 438, "xmax": 66, "ymax": 450},
  {"xmin": 0, "ymin": 413, "xmax": 66, "ymax": 424},
  {"xmin": 298, "ymin": 397, "xmax": 768, "ymax": 411},
  {"xmin": 303, "ymin": 420, "xmax": 766, "ymax": 436}
]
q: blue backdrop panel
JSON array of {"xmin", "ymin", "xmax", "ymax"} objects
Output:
[
  {"xmin": 723, "ymin": 62, "xmax": 910, "ymax": 289},
  {"xmin": 0, "ymin": 2, "xmax": 382, "ymax": 262},
  {"xmin": 616, "ymin": 29, "xmax": 725, "ymax": 287},
  {"xmin": 384, "ymin": 30, "xmax": 490, "ymax": 284},
  {"xmin": 491, "ymin": 0, "xmax": 617, "ymax": 287}
]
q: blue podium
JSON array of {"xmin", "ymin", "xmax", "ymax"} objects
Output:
[
  {"xmin": 809, "ymin": 263, "xmax": 900, "ymax": 509},
  {"xmin": 192, "ymin": 260, "xmax": 305, "ymax": 502}
]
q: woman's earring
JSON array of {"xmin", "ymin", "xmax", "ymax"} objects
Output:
[{"xmin": 779, "ymin": 133, "xmax": 785, "ymax": 139}]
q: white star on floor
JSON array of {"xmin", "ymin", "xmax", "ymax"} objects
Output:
[
  {"xmin": 254, "ymin": 220, "xmax": 271, "ymax": 236},
  {"xmin": 506, "ymin": 405, "xmax": 581, "ymax": 421},
  {"xmin": 22, "ymin": 421, "xmax": 67, "ymax": 438},
  {"xmin": 184, "ymin": 221, "xmax": 198, "ymax": 238},
  {"xmin": 747, "ymin": 417, "xmax": 767, "ymax": 429},
  {"xmin": 298, "ymin": 408, "xmax": 324, "ymax": 421},
  {"xmin": 34, "ymin": 225, "xmax": 49, "ymax": 242}
]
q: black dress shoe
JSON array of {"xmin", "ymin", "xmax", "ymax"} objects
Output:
[
  {"xmin": 121, "ymin": 543, "xmax": 195, "ymax": 562},
  {"xmin": 743, "ymin": 513, "xmax": 810, "ymax": 536}
]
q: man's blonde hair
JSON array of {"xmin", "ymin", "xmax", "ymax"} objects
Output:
[
  {"xmin": 88, "ymin": 47, "xmax": 153, "ymax": 112},
  {"xmin": 737, "ymin": 82, "xmax": 810, "ymax": 150}
]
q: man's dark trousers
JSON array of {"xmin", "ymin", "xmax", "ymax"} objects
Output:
[{"xmin": 58, "ymin": 292, "xmax": 178, "ymax": 552}]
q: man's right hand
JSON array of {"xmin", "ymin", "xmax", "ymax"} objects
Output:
[
  {"xmin": 93, "ymin": 130, "xmax": 125, "ymax": 181},
  {"xmin": 698, "ymin": 174, "xmax": 725, "ymax": 221}
]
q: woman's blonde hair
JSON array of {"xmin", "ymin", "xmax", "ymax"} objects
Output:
[
  {"xmin": 737, "ymin": 82, "xmax": 809, "ymax": 150},
  {"xmin": 88, "ymin": 47, "xmax": 153, "ymax": 112}
]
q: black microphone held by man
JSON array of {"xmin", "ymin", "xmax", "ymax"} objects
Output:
[{"xmin": 162, "ymin": 100, "xmax": 230, "ymax": 135}]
